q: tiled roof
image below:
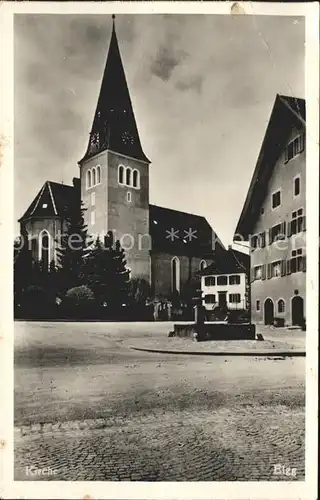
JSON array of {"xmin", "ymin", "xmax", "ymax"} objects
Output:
[
  {"xmin": 149, "ymin": 204, "xmax": 224, "ymax": 256},
  {"xmin": 199, "ymin": 247, "xmax": 250, "ymax": 275},
  {"xmin": 79, "ymin": 19, "xmax": 150, "ymax": 165},
  {"xmin": 18, "ymin": 181, "xmax": 224, "ymax": 258},
  {"xmin": 19, "ymin": 179, "xmax": 80, "ymax": 221}
]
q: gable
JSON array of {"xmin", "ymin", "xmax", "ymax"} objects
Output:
[
  {"xmin": 149, "ymin": 204, "xmax": 225, "ymax": 257},
  {"xmin": 234, "ymin": 95, "xmax": 305, "ymax": 240},
  {"xmin": 18, "ymin": 181, "xmax": 79, "ymax": 222}
]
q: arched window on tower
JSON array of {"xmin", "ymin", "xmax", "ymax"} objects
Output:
[
  {"xmin": 39, "ymin": 230, "xmax": 50, "ymax": 270},
  {"xmin": 96, "ymin": 165, "xmax": 101, "ymax": 184},
  {"xmin": 126, "ymin": 167, "xmax": 131, "ymax": 186},
  {"xmin": 133, "ymin": 169, "xmax": 140, "ymax": 188},
  {"xmin": 199, "ymin": 260, "xmax": 207, "ymax": 271},
  {"xmin": 171, "ymin": 256, "xmax": 180, "ymax": 293},
  {"xmin": 118, "ymin": 165, "xmax": 124, "ymax": 184},
  {"xmin": 92, "ymin": 167, "xmax": 96, "ymax": 186},
  {"xmin": 87, "ymin": 170, "xmax": 92, "ymax": 189},
  {"xmin": 278, "ymin": 299, "xmax": 285, "ymax": 314}
]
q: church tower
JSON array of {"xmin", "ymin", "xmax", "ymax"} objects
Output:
[{"xmin": 79, "ymin": 16, "xmax": 151, "ymax": 282}]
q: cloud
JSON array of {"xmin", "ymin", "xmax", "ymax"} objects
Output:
[
  {"xmin": 14, "ymin": 14, "xmax": 304, "ymax": 245},
  {"xmin": 151, "ymin": 46, "xmax": 187, "ymax": 81}
]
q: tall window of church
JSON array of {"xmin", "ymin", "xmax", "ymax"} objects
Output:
[
  {"xmin": 92, "ymin": 167, "xmax": 96, "ymax": 186},
  {"xmin": 91, "ymin": 192, "xmax": 95, "ymax": 206},
  {"xmin": 96, "ymin": 165, "xmax": 101, "ymax": 184},
  {"xmin": 118, "ymin": 165, "xmax": 124, "ymax": 184},
  {"xmin": 126, "ymin": 167, "xmax": 131, "ymax": 186},
  {"xmin": 133, "ymin": 169, "xmax": 139, "ymax": 188},
  {"xmin": 87, "ymin": 170, "xmax": 92, "ymax": 189},
  {"xmin": 39, "ymin": 230, "xmax": 50, "ymax": 270},
  {"xmin": 199, "ymin": 260, "xmax": 207, "ymax": 271},
  {"xmin": 171, "ymin": 257, "xmax": 180, "ymax": 293},
  {"xmin": 91, "ymin": 211, "xmax": 95, "ymax": 226}
]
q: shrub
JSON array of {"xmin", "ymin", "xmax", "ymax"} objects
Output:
[{"xmin": 65, "ymin": 285, "xmax": 94, "ymax": 304}]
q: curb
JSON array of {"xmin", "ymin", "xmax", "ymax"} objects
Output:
[{"xmin": 130, "ymin": 346, "xmax": 306, "ymax": 357}]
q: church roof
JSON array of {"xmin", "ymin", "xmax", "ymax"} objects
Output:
[
  {"xmin": 79, "ymin": 16, "xmax": 150, "ymax": 165},
  {"xmin": 19, "ymin": 180, "xmax": 224, "ymax": 257},
  {"xmin": 18, "ymin": 179, "xmax": 80, "ymax": 222},
  {"xmin": 198, "ymin": 247, "xmax": 250, "ymax": 276},
  {"xmin": 149, "ymin": 204, "xmax": 225, "ymax": 257},
  {"xmin": 234, "ymin": 94, "xmax": 306, "ymax": 240}
]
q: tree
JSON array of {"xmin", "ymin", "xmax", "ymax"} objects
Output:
[
  {"xmin": 14, "ymin": 226, "xmax": 34, "ymax": 304},
  {"xmin": 86, "ymin": 232, "xmax": 130, "ymax": 308},
  {"xmin": 128, "ymin": 278, "xmax": 151, "ymax": 306},
  {"xmin": 56, "ymin": 201, "xmax": 90, "ymax": 293}
]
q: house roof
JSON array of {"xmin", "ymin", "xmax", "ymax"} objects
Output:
[
  {"xmin": 234, "ymin": 94, "xmax": 306, "ymax": 240},
  {"xmin": 19, "ymin": 182, "xmax": 224, "ymax": 258},
  {"xmin": 199, "ymin": 247, "xmax": 250, "ymax": 276},
  {"xmin": 79, "ymin": 17, "xmax": 150, "ymax": 165},
  {"xmin": 19, "ymin": 179, "xmax": 80, "ymax": 222},
  {"xmin": 149, "ymin": 204, "xmax": 225, "ymax": 257}
]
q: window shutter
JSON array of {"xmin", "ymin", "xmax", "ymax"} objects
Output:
[
  {"xmin": 260, "ymin": 232, "xmax": 266, "ymax": 248},
  {"xmin": 302, "ymin": 256, "xmax": 306, "ymax": 272},
  {"xmin": 281, "ymin": 259, "xmax": 286, "ymax": 276},
  {"xmin": 261, "ymin": 264, "xmax": 266, "ymax": 280},
  {"xmin": 287, "ymin": 221, "xmax": 292, "ymax": 237},
  {"xmin": 302, "ymin": 216, "xmax": 306, "ymax": 232},
  {"xmin": 281, "ymin": 222, "xmax": 286, "ymax": 238},
  {"xmin": 286, "ymin": 259, "xmax": 291, "ymax": 275},
  {"xmin": 268, "ymin": 228, "xmax": 272, "ymax": 245},
  {"xmin": 267, "ymin": 263, "xmax": 272, "ymax": 279},
  {"xmin": 250, "ymin": 268, "xmax": 254, "ymax": 283}
]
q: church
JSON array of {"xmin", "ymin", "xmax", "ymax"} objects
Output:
[{"xmin": 18, "ymin": 16, "xmax": 225, "ymax": 300}]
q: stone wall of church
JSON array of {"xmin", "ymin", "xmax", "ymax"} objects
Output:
[
  {"xmin": 107, "ymin": 151, "xmax": 151, "ymax": 283},
  {"xmin": 151, "ymin": 252, "xmax": 214, "ymax": 299},
  {"xmin": 22, "ymin": 217, "xmax": 64, "ymax": 264},
  {"xmin": 80, "ymin": 149, "xmax": 109, "ymax": 240}
]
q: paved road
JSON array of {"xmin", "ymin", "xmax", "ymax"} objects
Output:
[{"xmin": 14, "ymin": 321, "xmax": 305, "ymax": 481}]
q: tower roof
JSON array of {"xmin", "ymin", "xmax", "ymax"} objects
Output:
[{"xmin": 80, "ymin": 16, "xmax": 150, "ymax": 164}]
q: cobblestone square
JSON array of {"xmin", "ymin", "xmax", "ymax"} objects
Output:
[{"xmin": 14, "ymin": 321, "xmax": 305, "ymax": 481}]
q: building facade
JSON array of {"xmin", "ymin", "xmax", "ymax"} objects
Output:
[
  {"xmin": 200, "ymin": 247, "xmax": 250, "ymax": 316},
  {"xmin": 234, "ymin": 95, "xmax": 306, "ymax": 326},
  {"xmin": 18, "ymin": 17, "xmax": 225, "ymax": 301}
]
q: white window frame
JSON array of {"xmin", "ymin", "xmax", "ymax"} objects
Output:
[
  {"xmin": 91, "ymin": 210, "xmax": 95, "ymax": 226},
  {"xmin": 125, "ymin": 167, "xmax": 132, "ymax": 186},
  {"xmin": 256, "ymin": 300, "xmax": 261, "ymax": 311},
  {"xmin": 96, "ymin": 165, "xmax": 101, "ymax": 185},
  {"xmin": 86, "ymin": 169, "xmax": 92, "ymax": 189},
  {"xmin": 277, "ymin": 298, "xmax": 286, "ymax": 314},
  {"xmin": 118, "ymin": 164, "xmax": 125, "ymax": 185},
  {"xmin": 132, "ymin": 169, "xmax": 140, "ymax": 189},
  {"xmin": 254, "ymin": 265, "xmax": 262, "ymax": 280},
  {"xmin": 204, "ymin": 276, "xmax": 215, "ymax": 287},
  {"xmin": 285, "ymin": 133, "xmax": 305, "ymax": 164},
  {"xmin": 271, "ymin": 189, "xmax": 281, "ymax": 210},
  {"xmin": 92, "ymin": 167, "xmax": 97, "ymax": 187},
  {"xmin": 293, "ymin": 174, "xmax": 301, "ymax": 198},
  {"xmin": 171, "ymin": 256, "xmax": 180, "ymax": 293},
  {"xmin": 126, "ymin": 191, "xmax": 132, "ymax": 203},
  {"xmin": 271, "ymin": 260, "xmax": 282, "ymax": 278},
  {"xmin": 229, "ymin": 275, "xmax": 241, "ymax": 285},
  {"xmin": 38, "ymin": 229, "xmax": 51, "ymax": 266}
]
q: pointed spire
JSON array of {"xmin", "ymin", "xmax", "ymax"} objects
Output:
[{"xmin": 80, "ymin": 16, "xmax": 150, "ymax": 164}]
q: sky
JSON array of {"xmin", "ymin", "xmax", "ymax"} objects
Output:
[{"xmin": 14, "ymin": 14, "xmax": 305, "ymax": 246}]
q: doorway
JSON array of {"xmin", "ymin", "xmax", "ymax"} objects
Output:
[
  {"xmin": 218, "ymin": 291, "xmax": 227, "ymax": 307},
  {"xmin": 292, "ymin": 296, "xmax": 304, "ymax": 326},
  {"xmin": 264, "ymin": 298, "xmax": 274, "ymax": 325}
]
